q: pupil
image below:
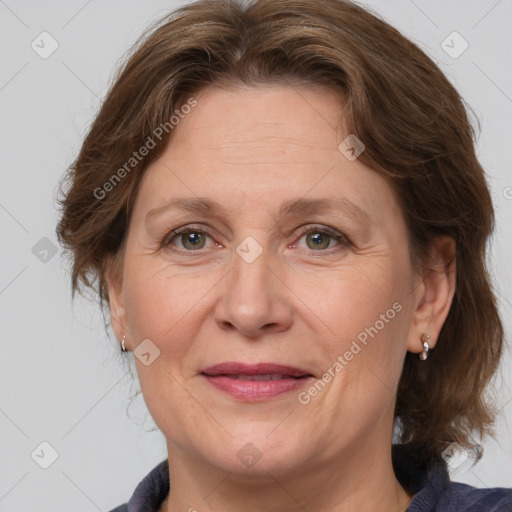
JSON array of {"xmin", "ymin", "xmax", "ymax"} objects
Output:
[
  {"xmin": 308, "ymin": 232, "xmax": 329, "ymax": 250},
  {"xmin": 183, "ymin": 232, "xmax": 204, "ymax": 249}
]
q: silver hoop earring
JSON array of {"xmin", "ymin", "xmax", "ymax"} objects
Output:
[
  {"xmin": 121, "ymin": 335, "xmax": 127, "ymax": 352},
  {"xmin": 419, "ymin": 333, "xmax": 430, "ymax": 360}
]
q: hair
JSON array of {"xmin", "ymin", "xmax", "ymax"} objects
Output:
[{"xmin": 56, "ymin": 0, "xmax": 504, "ymax": 466}]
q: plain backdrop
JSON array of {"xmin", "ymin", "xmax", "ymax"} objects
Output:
[{"xmin": 1, "ymin": 0, "xmax": 511, "ymax": 510}]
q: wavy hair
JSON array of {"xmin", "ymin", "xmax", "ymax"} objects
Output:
[{"xmin": 56, "ymin": 0, "xmax": 504, "ymax": 464}]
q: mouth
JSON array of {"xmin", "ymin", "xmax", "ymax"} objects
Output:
[
  {"xmin": 209, "ymin": 374, "xmax": 310, "ymax": 381},
  {"xmin": 201, "ymin": 362, "xmax": 314, "ymax": 401}
]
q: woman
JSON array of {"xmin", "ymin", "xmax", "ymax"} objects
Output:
[{"xmin": 56, "ymin": 0, "xmax": 511, "ymax": 510}]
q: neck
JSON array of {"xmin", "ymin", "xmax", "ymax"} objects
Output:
[{"xmin": 161, "ymin": 438, "xmax": 413, "ymax": 512}]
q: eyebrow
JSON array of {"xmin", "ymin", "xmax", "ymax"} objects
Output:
[
  {"xmin": 145, "ymin": 196, "xmax": 370, "ymax": 225},
  {"xmin": 146, "ymin": 198, "xmax": 228, "ymax": 222},
  {"xmin": 277, "ymin": 197, "xmax": 370, "ymax": 224}
]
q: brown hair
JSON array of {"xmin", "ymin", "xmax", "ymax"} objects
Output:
[{"xmin": 56, "ymin": 0, "xmax": 503, "ymax": 464}]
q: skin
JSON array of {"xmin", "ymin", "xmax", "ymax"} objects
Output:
[{"xmin": 107, "ymin": 84, "xmax": 456, "ymax": 512}]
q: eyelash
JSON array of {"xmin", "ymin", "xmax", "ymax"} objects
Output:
[
  {"xmin": 291, "ymin": 224, "xmax": 351, "ymax": 253},
  {"xmin": 161, "ymin": 223, "xmax": 351, "ymax": 255}
]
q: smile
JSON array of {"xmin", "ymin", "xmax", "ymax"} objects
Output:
[{"xmin": 201, "ymin": 362, "xmax": 314, "ymax": 401}]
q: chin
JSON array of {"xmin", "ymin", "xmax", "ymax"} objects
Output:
[{"xmin": 199, "ymin": 430, "xmax": 310, "ymax": 478}]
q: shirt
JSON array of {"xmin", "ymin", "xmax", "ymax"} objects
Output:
[{"xmin": 109, "ymin": 445, "xmax": 512, "ymax": 512}]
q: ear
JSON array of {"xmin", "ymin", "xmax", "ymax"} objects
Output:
[
  {"xmin": 406, "ymin": 236, "xmax": 456, "ymax": 354},
  {"xmin": 105, "ymin": 252, "xmax": 129, "ymax": 350}
]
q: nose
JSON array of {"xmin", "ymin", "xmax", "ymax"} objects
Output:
[{"xmin": 214, "ymin": 253, "xmax": 293, "ymax": 339}]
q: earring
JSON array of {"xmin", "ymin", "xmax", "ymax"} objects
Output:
[
  {"xmin": 419, "ymin": 333, "xmax": 430, "ymax": 360},
  {"xmin": 121, "ymin": 335, "xmax": 127, "ymax": 352}
]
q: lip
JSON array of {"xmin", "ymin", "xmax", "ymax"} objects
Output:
[
  {"xmin": 202, "ymin": 362, "xmax": 312, "ymax": 377},
  {"xmin": 201, "ymin": 362, "xmax": 314, "ymax": 401}
]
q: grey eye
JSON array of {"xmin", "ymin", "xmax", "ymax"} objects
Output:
[
  {"xmin": 179, "ymin": 231, "xmax": 207, "ymax": 250},
  {"xmin": 305, "ymin": 231, "xmax": 334, "ymax": 250}
]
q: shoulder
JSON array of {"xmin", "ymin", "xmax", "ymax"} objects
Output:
[
  {"xmin": 106, "ymin": 459, "xmax": 169, "ymax": 512},
  {"xmin": 408, "ymin": 468, "xmax": 512, "ymax": 512},
  {"xmin": 107, "ymin": 506, "xmax": 128, "ymax": 512},
  {"xmin": 436, "ymin": 481, "xmax": 512, "ymax": 512},
  {"xmin": 392, "ymin": 444, "xmax": 511, "ymax": 512}
]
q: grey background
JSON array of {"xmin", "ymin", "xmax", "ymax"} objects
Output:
[{"xmin": 0, "ymin": 0, "xmax": 511, "ymax": 510}]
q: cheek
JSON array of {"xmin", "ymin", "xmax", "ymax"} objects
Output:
[
  {"xmin": 121, "ymin": 262, "xmax": 211, "ymax": 433},
  {"xmin": 300, "ymin": 262, "xmax": 403, "ymax": 337},
  {"xmin": 122, "ymin": 258, "xmax": 223, "ymax": 384},
  {"xmin": 123, "ymin": 257, "xmax": 207, "ymax": 338},
  {"xmin": 299, "ymin": 260, "xmax": 412, "ymax": 396}
]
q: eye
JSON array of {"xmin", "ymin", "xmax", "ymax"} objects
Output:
[
  {"xmin": 304, "ymin": 231, "xmax": 333, "ymax": 250},
  {"xmin": 293, "ymin": 225, "xmax": 350, "ymax": 252},
  {"xmin": 162, "ymin": 227, "xmax": 214, "ymax": 251},
  {"xmin": 178, "ymin": 231, "xmax": 207, "ymax": 250}
]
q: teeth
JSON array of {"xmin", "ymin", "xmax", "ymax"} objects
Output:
[{"xmin": 234, "ymin": 374, "xmax": 285, "ymax": 381}]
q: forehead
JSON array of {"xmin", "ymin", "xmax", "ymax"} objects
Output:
[
  {"xmin": 170, "ymin": 84, "xmax": 344, "ymax": 159},
  {"xmin": 133, "ymin": 84, "xmax": 401, "ymax": 226}
]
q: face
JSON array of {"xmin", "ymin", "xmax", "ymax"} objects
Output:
[{"xmin": 109, "ymin": 84, "xmax": 433, "ymax": 479}]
